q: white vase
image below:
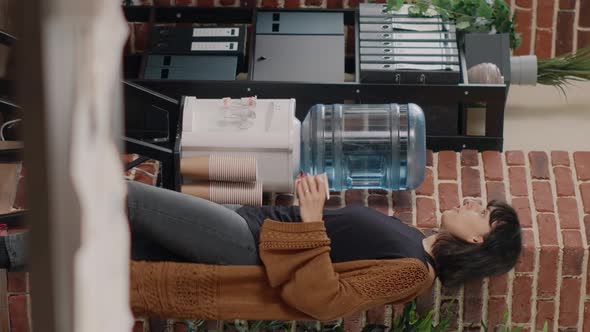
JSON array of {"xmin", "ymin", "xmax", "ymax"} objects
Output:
[{"xmin": 510, "ymin": 55, "xmax": 538, "ymax": 85}]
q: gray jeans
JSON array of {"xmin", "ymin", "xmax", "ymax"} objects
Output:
[{"xmin": 127, "ymin": 181, "xmax": 261, "ymax": 265}]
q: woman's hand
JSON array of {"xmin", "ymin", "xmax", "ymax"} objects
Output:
[{"xmin": 296, "ymin": 174, "xmax": 327, "ymax": 223}]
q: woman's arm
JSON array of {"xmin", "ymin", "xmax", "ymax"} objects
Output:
[
  {"xmin": 260, "ymin": 175, "xmax": 431, "ymax": 321},
  {"xmin": 259, "ymin": 219, "xmax": 432, "ymax": 321}
]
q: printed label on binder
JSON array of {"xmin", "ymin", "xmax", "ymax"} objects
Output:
[
  {"xmin": 190, "ymin": 42, "xmax": 238, "ymax": 51},
  {"xmin": 391, "ymin": 41, "xmax": 455, "ymax": 48},
  {"xmin": 192, "ymin": 28, "xmax": 240, "ymax": 37}
]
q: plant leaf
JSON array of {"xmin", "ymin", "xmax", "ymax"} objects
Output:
[
  {"xmin": 456, "ymin": 20, "xmax": 471, "ymax": 29},
  {"xmin": 476, "ymin": 2, "xmax": 492, "ymax": 18},
  {"xmin": 334, "ymin": 326, "xmax": 345, "ymax": 332},
  {"xmin": 387, "ymin": 0, "xmax": 404, "ymax": 11},
  {"xmin": 434, "ymin": 306, "xmax": 453, "ymax": 332},
  {"xmin": 415, "ymin": 310, "xmax": 434, "ymax": 330},
  {"xmin": 234, "ymin": 320, "xmax": 249, "ymax": 332}
]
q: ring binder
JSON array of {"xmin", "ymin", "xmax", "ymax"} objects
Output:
[
  {"xmin": 361, "ymin": 55, "xmax": 460, "ymax": 64},
  {"xmin": 358, "ymin": 3, "xmax": 461, "ymax": 84},
  {"xmin": 360, "ymin": 47, "xmax": 459, "ymax": 56},
  {"xmin": 359, "ymin": 31, "xmax": 457, "ymax": 41}
]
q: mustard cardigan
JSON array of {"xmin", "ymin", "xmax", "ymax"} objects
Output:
[{"xmin": 130, "ymin": 219, "xmax": 435, "ymax": 322}]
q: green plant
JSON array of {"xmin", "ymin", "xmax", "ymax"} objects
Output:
[
  {"xmin": 222, "ymin": 319, "xmax": 342, "ymax": 332},
  {"xmin": 481, "ymin": 310, "xmax": 518, "ymax": 332},
  {"xmin": 323, "ymin": 320, "xmax": 345, "ymax": 332},
  {"xmin": 386, "ymin": 0, "xmax": 521, "ymax": 49},
  {"xmin": 393, "ymin": 300, "xmax": 452, "ymax": 331},
  {"xmin": 537, "ymin": 46, "xmax": 590, "ymax": 92},
  {"xmin": 222, "ymin": 320, "xmax": 291, "ymax": 332},
  {"xmin": 168, "ymin": 320, "xmax": 205, "ymax": 332},
  {"xmin": 481, "ymin": 310, "xmax": 549, "ymax": 332},
  {"xmin": 362, "ymin": 300, "xmax": 452, "ymax": 332},
  {"xmin": 217, "ymin": 305, "xmax": 552, "ymax": 332}
]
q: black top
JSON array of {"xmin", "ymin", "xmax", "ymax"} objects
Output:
[{"xmin": 236, "ymin": 204, "xmax": 436, "ymax": 274}]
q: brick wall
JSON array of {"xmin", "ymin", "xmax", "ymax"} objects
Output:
[
  {"xmin": 0, "ymin": 164, "xmax": 28, "ymax": 332},
  {"xmin": 126, "ymin": 0, "xmax": 590, "ymax": 59},
  {"xmin": 515, "ymin": 0, "xmax": 590, "ymax": 58},
  {"xmin": 5, "ymin": 152, "xmax": 590, "ymax": 331},
  {"xmin": 133, "ymin": 150, "xmax": 590, "ymax": 332},
  {"xmin": 0, "ymin": 264, "xmax": 30, "ymax": 331}
]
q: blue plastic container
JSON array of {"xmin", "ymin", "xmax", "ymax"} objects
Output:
[{"xmin": 300, "ymin": 103, "xmax": 426, "ymax": 191}]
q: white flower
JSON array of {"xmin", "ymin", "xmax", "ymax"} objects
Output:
[{"xmin": 484, "ymin": 0, "xmax": 493, "ymax": 4}]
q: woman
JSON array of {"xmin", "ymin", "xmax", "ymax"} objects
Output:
[{"xmin": 0, "ymin": 175, "xmax": 522, "ymax": 321}]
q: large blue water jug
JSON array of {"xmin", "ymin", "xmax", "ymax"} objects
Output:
[{"xmin": 300, "ymin": 103, "xmax": 426, "ymax": 191}]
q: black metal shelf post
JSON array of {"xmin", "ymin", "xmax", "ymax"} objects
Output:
[
  {"xmin": 0, "ymin": 30, "xmax": 23, "ymax": 162},
  {"xmin": 0, "ymin": 30, "xmax": 25, "ymax": 231},
  {"xmin": 123, "ymin": 81, "xmax": 183, "ymax": 191}
]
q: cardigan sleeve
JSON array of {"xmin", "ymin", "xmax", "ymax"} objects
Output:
[{"xmin": 258, "ymin": 219, "xmax": 431, "ymax": 322}]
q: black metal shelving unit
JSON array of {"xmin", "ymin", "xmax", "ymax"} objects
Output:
[
  {"xmin": 0, "ymin": 30, "xmax": 21, "ymax": 163},
  {"xmin": 122, "ymin": 5, "xmax": 509, "ymax": 154},
  {"xmin": 0, "ymin": 30, "xmax": 24, "ymax": 227},
  {"xmin": 0, "ymin": 6, "xmax": 510, "ymax": 222},
  {"xmin": 124, "ymin": 81, "xmax": 183, "ymax": 191}
]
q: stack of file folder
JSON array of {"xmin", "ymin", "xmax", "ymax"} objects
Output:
[
  {"xmin": 144, "ymin": 26, "xmax": 246, "ymax": 81},
  {"xmin": 358, "ymin": 4, "xmax": 461, "ymax": 84}
]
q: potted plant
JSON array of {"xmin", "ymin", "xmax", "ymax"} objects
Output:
[
  {"xmin": 386, "ymin": 0, "xmax": 520, "ymax": 49},
  {"xmin": 533, "ymin": 46, "xmax": 590, "ymax": 89}
]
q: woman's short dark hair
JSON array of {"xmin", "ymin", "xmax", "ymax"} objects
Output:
[{"xmin": 432, "ymin": 200, "xmax": 522, "ymax": 288}]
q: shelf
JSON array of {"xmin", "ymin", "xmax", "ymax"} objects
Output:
[
  {"xmin": 127, "ymin": 79, "xmax": 507, "ymax": 152},
  {"xmin": 123, "ymin": 54, "xmax": 359, "ymax": 79},
  {"xmin": 0, "ymin": 98, "xmax": 19, "ymax": 113},
  {"xmin": 0, "ymin": 210, "xmax": 26, "ymax": 229},
  {"xmin": 122, "ymin": 5, "xmax": 508, "ymax": 152},
  {"xmin": 0, "ymin": 141, "xmax": 23, "ymax": 163},
  {"xmin": 123, "ymin": 6, "xmax": 357, "ymax": 25},
  {"xmin": 129, "ymin": 79, "xmax": 507, "ymax": 111},
  {"xmin": 0, "ymin": 30, "xmax": 16, "ymax": 47}
]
